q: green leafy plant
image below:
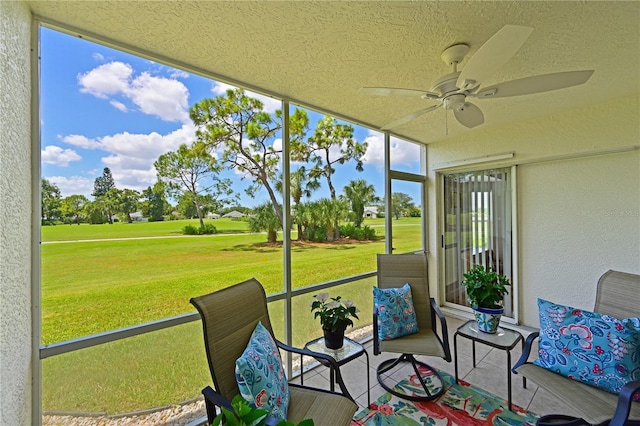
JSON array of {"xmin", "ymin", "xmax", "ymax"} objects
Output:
[
  {"xmin": 310, "ymin": 293, "xmax": 359, "ymax": 332},
  {"xmin": 461, "ymin": 265, "xmax": 510, "ymax": 309},
  {"xmin": 212, "ymin": 395, "xmax": 314, "ymax": 426}
]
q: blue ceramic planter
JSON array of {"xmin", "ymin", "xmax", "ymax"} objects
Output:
[{"xmin": 473, "ymin": 306, "xmax": 504, "ymax": 333}]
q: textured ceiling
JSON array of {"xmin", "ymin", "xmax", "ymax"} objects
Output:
[{"xmin": 27, "ymin": 1, "xmax": 640, "ymax": 145}]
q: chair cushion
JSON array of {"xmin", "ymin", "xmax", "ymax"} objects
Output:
[
  {"xmin": 374, "ymin": 283, "xmax": 419, "ymax": 341},
  {"xmin": 533, "ymin": 298, "xmax": 640, "ymax": 397},
  {"xmin": 235, "ymin": 321, "xmax": 289, "ymax": 420}
]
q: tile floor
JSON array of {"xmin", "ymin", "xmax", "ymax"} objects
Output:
[{"xmin": 292, "ymin": 315, "xmax": 585, "ymax": 420}]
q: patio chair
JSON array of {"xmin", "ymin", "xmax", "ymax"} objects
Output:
[
  {"xmin": 190, "ymin": 278, "xmax": 358, "ymax": 426},
  {"xmin": 373, "ymin": 253, "xmax": 452, "ymax": 401},
  {"xmin": 513, "ymin": 270, "xmax": 640, "ymax": 426}
]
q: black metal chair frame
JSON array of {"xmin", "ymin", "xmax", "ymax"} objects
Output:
[{"xmin": 373, "ymin": 297, "xmax": 452, "ymax": 402}]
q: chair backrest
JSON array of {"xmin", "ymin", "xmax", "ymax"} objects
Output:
[
  {"xmin": 376, "ymin": 253, "xmax": 432, "ymax": 331},
  {"xmin": 190, "ymin": 278, "xmax": 273, "ymax": 401},
  {"xmin": 594, "ymin": 269, "xmax": 640, "ymax": 319}
]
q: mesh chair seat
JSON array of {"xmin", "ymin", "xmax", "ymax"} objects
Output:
[{"xmin": 374, "ymin": 253, "xmax": 451, "ymax": 402}]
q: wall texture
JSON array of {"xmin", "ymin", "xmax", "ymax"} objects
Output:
[
  {"xmin": 427, "ymin": 94, "xmax": 640, "ymax": 327},
  {"xmin": 0, "ymin": 1, "xmax": 33, "ymax": 425}
]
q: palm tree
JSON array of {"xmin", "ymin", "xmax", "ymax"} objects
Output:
[
  {"xmin": 342, "ymin": 179, "xmax": 379, "ymax": 228},
  {"xmin": 276, "ymin": 166, "xmax": 320, "ymax": 240},
  {"xmin": 308, "ymin": 198, "xmax": 348, "ymax": 241},
  {"xmin": 248, "ymin": 203, "xmax": 281, "ymax": 243}
]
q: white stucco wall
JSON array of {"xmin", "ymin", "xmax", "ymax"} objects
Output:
[
  {"xmin": 0, "ymin": 1, "xmax": 33, "ymax": 425},
  {"xmin": 427, "ymin": 94, "xmax": 640, "ymax": 327}
]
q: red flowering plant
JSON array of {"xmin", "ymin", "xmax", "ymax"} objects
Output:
[{"xmin": 310, "ymin": 293, "xmax": 359, "ymax": 332}]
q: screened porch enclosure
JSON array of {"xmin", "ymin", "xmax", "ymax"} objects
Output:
[{"xmin": 443, "ymin": 168, "xmax": 514, "ymax": 318}]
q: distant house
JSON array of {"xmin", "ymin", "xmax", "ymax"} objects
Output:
[
  {"xmin": 130, "ymin": 211, "xmax": 145, "ymax": 221},
  {"xmin": 206, "ymin": 212, "xmax": 221, "ymax": 219},
  {"xmin": 364, "ymin": 206, "xmax": 378, "ymax": 218},
  {"xmin": 222, "ymin": 210, "xmax": 246, "ymax": 218}
]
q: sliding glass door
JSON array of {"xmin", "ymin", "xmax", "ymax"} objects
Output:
[{"xmin": 442, "ymin": 167, "xmax": 515, "ymax": 319}]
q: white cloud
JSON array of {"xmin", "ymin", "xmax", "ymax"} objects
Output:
[
  {"xmin": 212, "ymin": 82, "xmax": 281, "ymax": 114},
  {"xmin": 78, "ymin": 61, "xmax": 132, "ymax": 99},
  {"xmin": 92, "ymin": 52, "xmax": 105, "ymax": 61},
  {"xmin": 78, "ymin": 61, "xmax": 190, "ymax": 123},
  {"xmin": 48, "ymin": 175, "xmax": 94, "ymax": 198},
  {"xmin": 62, "ymin": 134, "xmax": 101, "ymax": 149},
  {"xmin": 170, "ymin": 69, "xmax": 190, "ymax": 79},
  {"xmin": 128, "ymin": 72, "xmax": 189, "ymax": 122},
  {"xmin": 361, "ymin": 131, "xmax": 421, "ymax": 169},
  {"xmin": 41, "ymin": 145, "xmax": 82, "ymax": 167},
  {"xmin": 58, "ymin": 124, "xmax": 197, "ymax": 193},
  {"xmin": 110, "ymin": 100, "xmax": 127, "ymax": 112}
]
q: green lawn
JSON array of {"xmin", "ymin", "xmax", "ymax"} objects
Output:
[
  {"xmin": 41, "ymin": 218, "xmax": 251, "ymax": 241},
  {"xmin": 41, "ymin": 217, "xmax": 422, "ymax": 414}
]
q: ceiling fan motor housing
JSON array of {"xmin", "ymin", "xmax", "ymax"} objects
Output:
[{"xmin": 444, "ymin": 93, "xmax": 467, "ymax": 111}]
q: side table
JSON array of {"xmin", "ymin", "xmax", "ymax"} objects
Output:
[
  {"xmin": 454, "ymin": 320, "xmax": 525, "ymax": 411},
  {"xmin": 301, "ymin": 336, "xmax": 370, "ymax": 406}
]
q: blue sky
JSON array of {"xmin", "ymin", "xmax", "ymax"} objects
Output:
[{"xmin": 40, "ymin": 27, "xmax": 422, "ymax": 208}]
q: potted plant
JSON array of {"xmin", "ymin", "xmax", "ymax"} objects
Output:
[
  {"xmin": 461, "ymin": 264, "xmax": 510, "ymax": 334},
  {"xmin": 212, "ymin": 395, "xmax": 313, "ymax": 426},
  {"xmin": 310, "ymin": 293, "xmax": 359, "ymax": 349}
]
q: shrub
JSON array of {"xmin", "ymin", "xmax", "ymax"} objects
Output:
[
  {"xmin": 200, "ymin": 223, "xmax": 217, "ymax": 234},
  {"xmin": 339, "ymin": 224, "xmax": 376, "ymax": 241},
  {"xmin": 182, "ymin": 223, "xmax": 217, "ymax": 235},
  {"xmin": 182, "ymin": 225, "xmax": 199, "ymax": 235}
]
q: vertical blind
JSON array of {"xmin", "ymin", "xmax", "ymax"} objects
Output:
[{"xmin": 443, "ymin": 168, "xmax": 513, "ymax": 317}]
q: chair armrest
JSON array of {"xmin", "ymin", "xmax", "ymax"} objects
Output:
[
  {"xmin": 512, "ymin": 331, "xmax": 539, "ymax": 373},
  {"xmin": 202, "ymin": 385, "xmax": 232, "ymax": 424},
  {"xmin": 430, "ymin": 298, "xmax": 451, "ymax": 362},
  {"xmin": 275, "ymin": 339, "xmax": 354, "ymax": 402},
  {"xmin": 610, "ymin": 380, "xmax": 640, "ymax": 426},
  {"xmin": 373, "ymin": 311, "xmax": 380, "ymax": 355}
]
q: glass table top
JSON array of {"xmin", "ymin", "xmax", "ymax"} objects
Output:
[
  {"xmin": 304, "ymin": 336, "xmax": 364, "ymax": 364},
  {"xmin": 456, "ymin": 320, "xmax": 523, "ymax": 349}
]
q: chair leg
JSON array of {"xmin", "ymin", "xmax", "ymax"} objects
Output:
[{"xmin": 376, "ymin": 354, "xmax": 445, "ymax": 402}]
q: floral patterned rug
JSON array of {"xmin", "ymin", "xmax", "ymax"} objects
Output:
[{"xmin": 351, "ymin": 368, "xmax": 538, "ymax": 425}]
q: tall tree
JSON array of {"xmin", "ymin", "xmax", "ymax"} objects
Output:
[
  {"xmin": 92, "ymin": 167, "xmax": 117, "ymax": 223},
  {"xmin": 41, "ymin": 178, "xmax": 62, "ymax": 223},
  {"xmin": 141, "ymin": 182, "xmax": 167, "ymax": 222},
  {"xmin": 190, "ymin": 88, "xmax": 308, "ymax": 229},
  {"xmin": 342, "ymin": 179, "xmax": 379, "ymax": 228},
  {"xmin": 110, "ymin": 188, "xmax": 141, "ymax": 223},
  {"xmin": 155, "ymin": 143, "xmax": 235, "ymax": 228},
  {"xmin": 306, "ymin": 116, "xmax": 367, "ymax": 200},
  {"xmin": 380, "ymin": 192, "xmax": 415, "ymax": 220},
  {"xmin": 92, "ymin": 167, "xmax": 115, "ymax": 198},
  {"xmin": 60, "ymin": 194, "xmax": 88, "ymax": 225}
]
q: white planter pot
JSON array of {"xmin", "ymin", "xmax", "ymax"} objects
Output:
[{"xmin": 473, "ymin": 306, "xmax": 504, "ymax": 334}]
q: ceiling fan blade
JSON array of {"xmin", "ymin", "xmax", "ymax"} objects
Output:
[
  {"xmin": 359, "ymin": 87, "xmax": 439, "ymax": 99},
  {"xmin": 381, "ymin": 104, "xmax": 441, "ymax": 130},
  {"xmin": 456, "ymin": 25, "xmax": 533, "ymax": 90},
  {"xmin": 475, "ymin": 70, "xmax": 594, "ymax": 98},
  {"xmin": 454, "ymin": 103, "xmax": 484, "ymax": 128}
]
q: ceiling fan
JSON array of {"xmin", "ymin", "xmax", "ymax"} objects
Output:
[{"xmin": 360, "ymin": 25, "xmax": 594, "ymax": 131}]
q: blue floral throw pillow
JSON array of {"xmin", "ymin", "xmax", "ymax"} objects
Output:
[
  {"xmin": 374, "ymin": 283, "xmax": 419, "ymax": 341},
  {"xmin": 534, "ymin": 298, "xmax": 640, "ymax": 397},
  {"xmin": 235, "ymin": 321, "xmax": 289, "ymax": 420}
]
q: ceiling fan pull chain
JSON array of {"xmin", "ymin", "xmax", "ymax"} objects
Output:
[{"xmin": 445, "ymin": 106, "xmax": 449, "ymax": 136}]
